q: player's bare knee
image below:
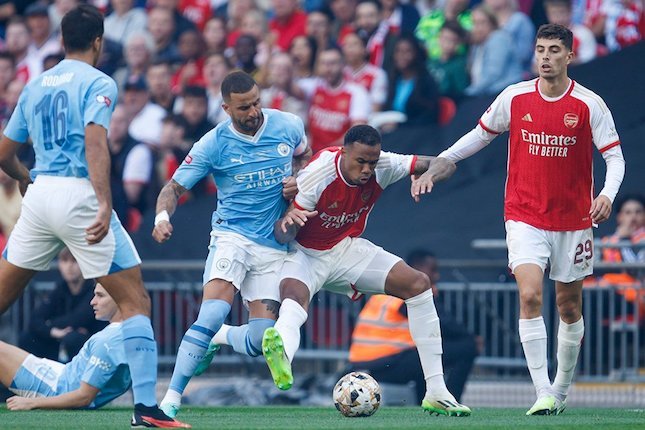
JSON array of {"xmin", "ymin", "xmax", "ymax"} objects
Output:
[
  {"xmin": 399, "ymin": 271, "xmax": 431, "ymax": 300},
  {"xmin": 557, "ymin": 301, "xmax": 581, "ymax": 323},
  {"xmin": 280, "ymin": 281, "xmax": 309, "ymax": 308},
  {"xmin": 519, "ymin": 289, "xmax": 542, "ymax": 313}
]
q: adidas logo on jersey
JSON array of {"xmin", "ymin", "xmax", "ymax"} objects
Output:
[
  {"xmin": 328, "ymin": 202, "xmax": 338, "ymax": 209},
  {"xmin": 522, "ymin": 113, "xmax": 533, "ymax": 122}
]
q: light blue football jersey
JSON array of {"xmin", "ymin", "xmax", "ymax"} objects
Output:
[
  {"xmin": 3, "ymin": 59, "xmax": 117, "ymax": 179},
  {"xmin": 173, "ymin": 109, "xmax": 306, "ymax": 250},
  {"xmin": 57, "ymin": 322, "xmax": 131, "ymax": 409}
]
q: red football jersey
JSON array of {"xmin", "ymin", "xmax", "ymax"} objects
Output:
[
  {"xmin": 302, "ymin": 78, "xmax": 370, "ymax": 153},
  {"xmin": 344, "ymin": 64, "xmax": 388, "ymax": 106},
  {"xmin": 479, "ymin": 78, "xmax": 620, "ymax": 231},
  {"xmin": 293, "ymin": 147, "xmax": 416, "ymax": 250}
]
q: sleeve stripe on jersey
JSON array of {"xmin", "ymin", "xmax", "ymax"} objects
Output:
[
  {"xmin": 409, "ymin": 155, "xmax": 418, "ymax": 174},
  {"xmin": 293, "ymin": 201, "xmax": 306, "ymax": 210},
  {"xmin": 478, "ymin": 119, "xmax": 501, "ymax": 135},
  {"xmin": 599, "ymin": 140, "xmax": 620, "ymax": 153},
  {"xmin": 298, "ymin": 163, "xmax": 336, "ymax": 193}
]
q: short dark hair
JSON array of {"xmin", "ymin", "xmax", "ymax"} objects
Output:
[
  {"xmin": 0, "ymin": 51, "xmax": 15, "ymax": 66},
  {"xmin": 344, "ymin": 125, "xmax": 381, "ymax": 146},
  {"xmin": 62, "ymin": 4, "xmax": 104, "ymax": 53},
  {"xmin": 536, "ymin": 23, "xmax": 573, "ymax": 51},
  {"xmin": 406, "ymin": 249, "xmax": 436, "ymax": 267},
  {"xmin": 183, "ymin": 85, "xmax": 208, "ymax": 100},
  {"xmin": 162, "ymin": 113, "xmax": 189, "ymax": 129},
  {"xmin": 441, "ymin": 20, "xmax": 467, "ymax": 42},
  {"xmin": 543, "ymin": 0, "xmax": 572, "ymax": 9},
  {"xmin": 221, "ymin": 71, "xmax": 257, "ymax": 101}
]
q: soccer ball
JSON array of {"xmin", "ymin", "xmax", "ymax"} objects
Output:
[{"xmin": 333, "ymin": 372, "xmax": 381, "ymax": 417}]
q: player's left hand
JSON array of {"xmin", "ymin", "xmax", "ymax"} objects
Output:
[
  {"xmin": 590, "ymin": 195, "xmax": 612, "ymax": 224},
  {"xmin": 282, "ymin": 176, "xmax": 298, "ymax": 200},
  {"xmin": 410, "ymin": 173, "xmax": 434, "ymax": 203},
  {"xmin": 86, "ymin": 204, "xmax": 111, "ymax": 244},
  {"xmin": 7, "ymin": 396, "xmax": 36, "ymax": 411}
]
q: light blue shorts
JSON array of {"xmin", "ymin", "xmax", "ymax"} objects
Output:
[{"xmin": 9, "ymin": 354, "xmax": 64, "ymax": 398}]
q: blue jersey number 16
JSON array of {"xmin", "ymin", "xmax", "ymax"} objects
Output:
[{"xmin": 34, "ymin": 91, "xmax": 69, "ymax": 150}]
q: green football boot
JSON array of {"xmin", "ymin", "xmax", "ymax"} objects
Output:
[
  {"xmin": 422, "ymin": 398, "xmax": 472, "ymax": 417},
  {"xmin": 193, "ymin": 341, "xmax": 220, "ymax": 376},
  {"xmin": 262, "ymin": 327, "xmax": 293, "ymax": 390},
  {"xmin": 526, "ymin": 395, "xmax": 557, "ymax": 415}
]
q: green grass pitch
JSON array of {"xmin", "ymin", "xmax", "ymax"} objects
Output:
[{"xmin": 1, "ymin": 406, "xmax": 643, "ymax": 429}]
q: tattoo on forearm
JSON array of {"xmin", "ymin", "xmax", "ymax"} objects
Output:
[
  {"xmin": 262, "ymin": 299, "xmax": 281, "ymax": 318},
  {"xmin": 156, "ymin": 181, "xmax": 186, "ymax": 215}
]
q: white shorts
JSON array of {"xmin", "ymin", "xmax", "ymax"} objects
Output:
[
  {"xmin": 203, "ymin": 231, "xmax": 287, "ymax": 303},
  {"xmin": 506, "ymin": 220, "xmax": 594, "ymax": 283},
  {"xmin": 3, "ymin": 176, "xmax": 141, "ymax": 278},
  {"xmin": 10, "ymin": 354, "xmax": 65, "ymax": 398},
  {"xmin": 281, "ymin": 237, "xmax": 402, "ymax": 300}
]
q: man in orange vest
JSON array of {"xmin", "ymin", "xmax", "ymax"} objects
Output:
[{"xmin": 348, "ymin": 249, "xmax": 478, "ymax": 404}]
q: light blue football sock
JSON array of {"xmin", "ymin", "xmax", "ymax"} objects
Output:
[
  {"xmin": 122, "ymin": 314, "xmax": 158, "ymax": 407},
  {"xmin": 227, "ymin": 318, "xmax": 275, "ymax": 357},
  {"xmin": 168, "ymin": 299, "xmax": 231, "ymax": 395}
]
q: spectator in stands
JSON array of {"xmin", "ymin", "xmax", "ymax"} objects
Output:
[
  {"xmin": 48, "ymin": 0, "xmax": 79, "ymax": 36},
  {"xmin": 0, "ymin": 52, "xmax": 15, "ymax": 128},
  {"xmin": 112, "ymin": 32, "xmax": 155, "ymax": 93},
  {"xmin": 202, "ymin": 16, "xmax": 228, "ymax": 54},
  {"xmin": 485, "ymin": 0, "xmax": 536, "ymax": 72},
  {"xmin": 600, "ymin": 194, "xmax": 645, "ymax": 268},
  {"xmin": 225, "ymin": 0, "xmax": 259, "ymax": 48},
  {"xmin": 269, "ymin": 0, "xmax": 307, "ymax": 51},
  {"xmin": 153, "ymin": 0, "xmax": 198, "ymax": 41},
  {"xmin": 147, "ymin": 59, "xmax": 178, "ymax": 114},
  {"xmin": 177, "ymin": 0, "xmax": 212, "ymax": 31},
  {"xmin": 427, "ymin": 20, "xmax": 470, "ymax": 101},
  {"xmin": 240, "ymin": 9, "xmax": 273, "ymax": 69},
  {"xmin": 233, "ymin": 34, "xmax": 261, "ymax": 79},
  {"xmin": 381, "ymin": 0, "xmax": 421, "ymax": 35},
  {"xmin": 384, "ymin": 34, "xmax": 440, "ymax": 125},
  {"xmin": 299, "ymin": 46, "xmax": 370, "ymax": 153},
  {"xmin": 306, "ymin": 9, "xmax": 335, "ymax": 50},
  {"xmin": 42, "ymin": 52, "xmax": 64, "ymax": 71},
  {"xmin": 329, "ymin": 0, "xmax": 358, "ymax": 41},
  {"xmin": 108, "ymin": 104, "xmax": 153, "ymax": 230},
  {"xmin": 416, "ymin": 0, "xmax": 473, "ymax": 62},
  {"xmin": 464, "ymin": 5, "xmax": 523, "ymax": 96},
  {"xmin": 103, "ymin": 0, "xmax": 148, "ymax": 47},
  {"xmin": 202, "ymin": 52, "xmax": 232, "ymax": 125},
  {"xmin": 348, "ymin": 249, "xmax": 478, "ymax": 403},
  {"xmin": 544, "ymin": 0, "xmax": 597, "ymax": 64},
  {"xmin": 156, "ymin": 114, "xmax": 190, "ymax": 188},
  {"xmin": 0, "ymin": 168, "xmax": 20, "ymax": 250},
  {"xmin": 147, "ymin": 6, "xmax": 181, "ymax": 64},
  {"xmin": 289, "ymin": 35, "xmax": 318, "ymax": 81},
  {"xmin": 18, "ymin": 248, "xmax": 105, "ymax": 362},
  {"xmin": 597, "ymin": 0, "xmax": 643, "ymax": 52},
  {"xmin": 261, "ymin": 52, "xmax": 308, "ymax": 124},
  {"xmin": 5, "ymin": 17, "xmax": 34, "ymax": 83},
  {"xmin": 342, "ymin": 32, "xmax": 388, "ymax": 112},
  {"xmin": 25, "ymin": 2, "xmax": 62, "ymax": 77},
  {"xmin": 179, "ymin": 85, "xmax": 215, "ymax": 143},
  {"xmin": 354, "ymin": 0, "xmax": 397, "ymax": 71},
  {"xmin": 170, "ymin": 28, "xmax": 206, "ymax": 94},
  {"xmin": 123, "ymin": 75, "xmax": 167, "ymax": 147}
]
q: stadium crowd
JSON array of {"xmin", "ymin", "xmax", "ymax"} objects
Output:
[{"xmin": 0, "ymin": 0, "xmax": 642, "ymax": 239}]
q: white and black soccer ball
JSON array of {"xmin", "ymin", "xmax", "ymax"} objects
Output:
[{"xmin": 333, "ymin": 371, "xmax": 381, "ymax": 417}]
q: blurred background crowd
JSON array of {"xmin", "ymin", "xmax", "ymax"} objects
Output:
[{"xmin": 0, "ymin": 0, "xmax": 642, "ymax": 243}]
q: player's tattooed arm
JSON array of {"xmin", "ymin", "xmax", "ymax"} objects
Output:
[
  {"xmin": 292, "ymin": 145, "xmax": 312, "ymax": 175},
  {"xmin": 156, "ymin": 179, "xmax": 187, "ymax": 217},
  {"xmin": 0, "ymin": 136, "xmax": 31, "ymax": 194}
]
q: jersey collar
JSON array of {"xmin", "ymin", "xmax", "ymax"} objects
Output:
[
  {"xmin": 535, "ymin": 78, "xmax": 575, "ymax": 102},
  {"xmin": 227, "ymin": 109, "xmax": 270, "ymax": 143}
]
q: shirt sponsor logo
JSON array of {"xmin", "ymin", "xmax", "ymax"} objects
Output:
[
  {"xmin": 309, "ymin": 106, "xmax": 347, "ymax": 132},
  {"xmin": 521, "ymin": 129, "xmax": 575, "ymax": 157},
  {"xmin": 319, "ymin": 206, "xmax": 370, "ymax": 229},
  {"xmin": 233, "ymin": 162, "xmax": 291, "ymax": 189},
  {"xmin": 564, "ymin": 113, "xmax": 579, "ymax": 128},
  {"xmin": 89, "ymin": 355, "xmax": 111, "ymax": 371}
]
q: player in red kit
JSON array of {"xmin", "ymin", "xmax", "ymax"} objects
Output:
[
  {"xmin": 412, "ymin": 24, "xmax": 625, "ymax": 415},
  {"xmin": 258, "ymin": 125, "xmax": 471, "ymax": 416}
]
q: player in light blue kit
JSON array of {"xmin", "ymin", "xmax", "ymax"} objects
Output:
[
  {"xmin": 152, "ymin": 71, "xmax": 311, "ymax": 417},
  {"xmin": 0, "ymin": 5, "xmax": 188, "ymax": 428},
  {"xmin": 0, "ymin": 283, "xmax": 130, "ymax": 410}
]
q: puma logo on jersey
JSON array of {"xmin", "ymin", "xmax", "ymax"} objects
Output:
[
  {"xmin": 230, "ymin": 156, "xmax": 245, "ymax": 164},
  {"xmin": 522, "ymin": 113, "xmax": 533, "ymax": 122}
]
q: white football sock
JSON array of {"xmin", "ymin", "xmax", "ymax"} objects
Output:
[
  {"xmin": 212, "ymin": 324, "xmax": 232, "ymax": 345},
  {"xmin": 274, "ymin": 298, "xmax": 308, "ymax": 363},
  {"xmin": 405, "ymin": 289, "xmax": 453, "ymax": 401},
  {"xmin": 161, "ymin": 388, "xmax": 182, "ymax": 407},
  {"xmin": 519, "ymin": 316, "xmax": 552, "ymax": 397},
  {"xmin": 552, "ymin": 317, "xmax": 584, "ymax": 401}
]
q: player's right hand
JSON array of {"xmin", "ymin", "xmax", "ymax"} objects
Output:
[
  {"xmin": 152, "ymin": 221, "xmax": 173, "ymax": 243},
  {"xmin": 410, "ymin": 174, "xmax": 434, "ymax": 203},
  {"xmin": 86, "ymin": 205, "xmax": 111, "ymax": 244},
  {"xmin": 280, "ymin": 209, "xmax": 318, "ymax": 233}
]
